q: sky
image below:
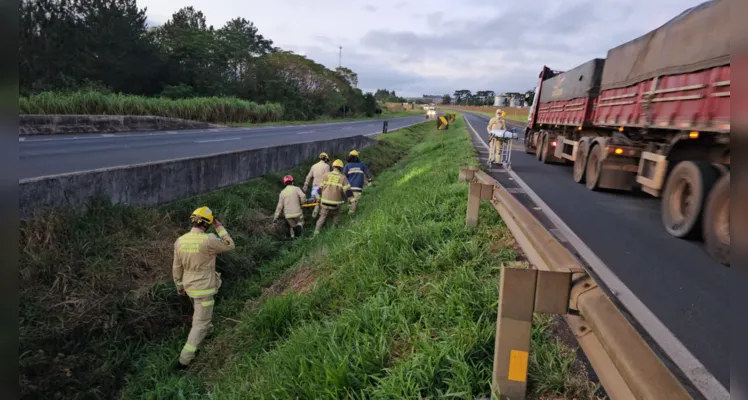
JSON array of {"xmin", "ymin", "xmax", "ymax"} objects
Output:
[{"xmin": 139, "ymin": 0, "xmax": 707, "ymax": 98}]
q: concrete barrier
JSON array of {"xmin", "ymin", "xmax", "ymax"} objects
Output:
[
  {"xmin": 19, "ymin": 115, "xmax": 224, "ymax": 135},
  {"xmin": 19, "ymin": 135, "xmax": 376, "ymax": 218}
]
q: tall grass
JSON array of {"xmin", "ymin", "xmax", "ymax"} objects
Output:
[
  {"xmin": 117, "ymin": 117, "xmax": 599, "ymax": 399},
  {"xmin": 19, "ymin": 91, "xmax": 284, "ymax": 123}
]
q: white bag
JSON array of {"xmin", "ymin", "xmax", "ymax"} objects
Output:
[{"xmin": 490, "ymin": 129, "xmax": 518, "ymax": 139}]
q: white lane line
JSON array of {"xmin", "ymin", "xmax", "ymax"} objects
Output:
[
  {"xmin": 365, "ymin": 120, "xmax": 427, "ymax": 137},
  {"xmin": 297, "ymin": 130, "xmax": 315, "ymax": 134},
  {"xmin": 195, "ymin": 137, "xmax": 241, "ymax": 143},
  {"xmin": 19, "ymin": 137, "xmax": 25, "ymax": 142},
  {"xmin": 100, "ymin": 134, "xmax": 115, "ymax": 137},
  {"xmin": 464, "ymin": 112, "xmax": 728, "ymax": 400}
]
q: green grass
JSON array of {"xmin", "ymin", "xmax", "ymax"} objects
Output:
[
  {"xmin": 227, "ymin": 109, "xmax": 426, "ymax": 128},
  {"xmin": 18, "ymin": 121, "xmax": 427, "ymax": 399},
  {"xmin": 20, "ymin": 90, "xmax": 284, "ymax": 123},
  {"xmin": 114, "ymin": 116, "xmax": 598, "ymax": 399}
]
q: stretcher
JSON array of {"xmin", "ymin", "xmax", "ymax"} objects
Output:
[
  {"xmin": 302, "ymin": 186, "xmax": 320, "ymax": 208},
  {"xmin": 487, "ymin": 129, "xmax": 519, "ymax": 169}
]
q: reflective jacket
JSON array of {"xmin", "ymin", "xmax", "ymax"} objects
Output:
[
  {"xmin": 304, "ymin": 160, "xmax": 331, "ymax": 189},
  {"xmin": 487, "ymin": 117, "xmax": 507, "ymax": 133},
  {"xmin": 274, "ymin": 185, "xmax": 306, "ymax": 219},
  {"xmin": 343, "ymin": 162, "xmax": 372, "ymax": 192},
  {"xmin": 173, "ymin": 227, "xmax": 235, "ymax": 298},
  {"xmin": 319, "ymin": 170, "xmax": 352, "ymax": 207}
]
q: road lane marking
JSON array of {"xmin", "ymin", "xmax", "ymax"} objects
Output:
[
  {"xmin": 19, "ymin": 137, "xmax": 25, "ymax": 142},
  {"xmin": 463, "ymin": 112, "xmax": 728, "ymax": 400},
  {"xmin": 195, "ymin": 137, "xmax": 241, "ymax": 143},
  {"xmin": 297, "ymin": 130, "xmax": 315, "ymax": 134},
  {"xmin": 100, "ymin": 134, "xmax": 114, "ymax": 137}
]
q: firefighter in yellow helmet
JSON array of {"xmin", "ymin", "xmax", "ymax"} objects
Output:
[
  {"xmin": 172, "ymin": 206, "xmax": 235, "ymax": 369},
  {"xmin": 343, "ymin": 149, "xmax": 373, "ymax": 215},
  {"xmin": 487, "ymin": 109, "xmax": 508, "ymax": 164},
  {"xmin": 303, "ymin": 152, "xmax": 331, "ymax": 218},
  {"xmin": 274, "ymin": 175, "xmax": 307, "ymax": 238},
  {"xmin": 315, "ymin": 159, "xmax": 353, "ymax": 235}
]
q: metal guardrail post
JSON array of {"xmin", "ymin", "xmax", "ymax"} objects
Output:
[
  {"xmin": 492, "ymin": 268, "xmax": 573, "ymax": 399},
  {"xmin": 492, "ymin": 268, "xmax": 536, "ymax": 399}
]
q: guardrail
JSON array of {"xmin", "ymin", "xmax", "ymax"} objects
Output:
[{"xmin": 459, "ymin": 166, "xmax": 691, "ymax": 400}]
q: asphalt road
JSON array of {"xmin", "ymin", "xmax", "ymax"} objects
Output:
[
  {"xmin": 463, "ymin": 112, "xmax": 728, "ymax": 395},
  {"xmin": 19, "ymin": 115, "xmax": 427, "ymax": 180}
]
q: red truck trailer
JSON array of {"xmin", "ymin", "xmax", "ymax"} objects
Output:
[{"xmin": 524, "ymin": 0, "xmax": 730, "ymax": 265}]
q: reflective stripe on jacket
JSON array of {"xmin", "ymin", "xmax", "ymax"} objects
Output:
[
  {"xmin": 304, "ymin": 160, "xmax": 331, "ymax": 188},
  {"xmin": 319, "ymin": 170, "xmax": 351, "ymax": 206},
  {"xmin": 275, "ymin": 185, "xmax": 306, "ymax": 219},
  {"xmin": 343, "ymin": 162, "xmax": 371, "ymax": 192},
  {"xmin": 173, "ymin": 227, "xmax": 235, "ymax": 298}
]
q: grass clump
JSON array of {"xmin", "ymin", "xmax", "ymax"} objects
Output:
[
  {"xmin": 19, "ymin": 123, "xmax": 427, "ymax": 399},
  {"xmin": 118, "ymin": 116, "xmax": 599, "ymax": 399},
  {"xmin": 19, "ymin": 90, "xmax": 284, "ymax": 123}
]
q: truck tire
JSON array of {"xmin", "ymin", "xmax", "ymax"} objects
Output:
[
  {"xmin": 703, "ymin": 173, "xmax": 729, "ymax": 265},
  {"xmin": 540, "ymin": 135, "xmax": 552, "ymax": 164},
  {"xmin": 661, "ymin": 161, "xmax": 718, "ymax": 238},
  {"xmin": 573, "ymin": 141, "xmax": 588, "ymax": 183},
  {"xmin": 585, "ymin": 144, "xmax": 602, "ymax": 191},
  {"xmin": 536, "ymin": 134, "xmax": 544, "ymax": 161}
]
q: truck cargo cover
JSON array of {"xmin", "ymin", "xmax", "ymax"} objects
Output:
[
  {"xmin": 539, "ymin": 58, "xmax": 605, "ymax": 103},
  {"xmin": 601, "ymin": 0, "xmax": 729, "ymax": 90}
]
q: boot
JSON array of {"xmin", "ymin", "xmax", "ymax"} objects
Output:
[{"xmin": 293, "ymin": 225, "xmax": 303, "ymax": 238}]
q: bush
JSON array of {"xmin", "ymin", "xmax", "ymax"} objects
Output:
[{"xmin": 19, "ymin": 91, "xmax": 284, "ymax": 123}]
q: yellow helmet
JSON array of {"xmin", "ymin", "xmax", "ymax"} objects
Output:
[
  {"xmin": 349, "ymin": 150, "xmax": 360, "ymax": 157},
  {"xmin": 319, "ymin": 152, "xmax": 329, "ymax": 160},
  {"xmin": 190, "ymin": 206, "xmax": 214, "ymax": 225},
  {"xmin": 332, "ymin": 159, "xmax": 344, "ymax": 168}
]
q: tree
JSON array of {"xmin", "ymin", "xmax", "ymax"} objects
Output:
[
  {"xmin": 217, "ymin": 17, "xmax": 274, "ymax": 91},
  {"xmin": 453, "ymin": 89, "xmax": 471, "ymax": 105},
  {"xmin": 335, "ymin": 67, "xmax": 358, "ymax": 88},
  {"xmin": 441, "ymin": 94, "xmax": 451, "ymax": 105}
]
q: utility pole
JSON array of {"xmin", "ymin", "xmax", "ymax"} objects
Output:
[{"xmin": 339, "ymin": 46, "xmax": 346, "ymax": 118}]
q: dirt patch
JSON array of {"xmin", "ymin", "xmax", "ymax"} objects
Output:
[
  {"xmin": 548, "ymin": 315, "xmax": 608, "ymax": 399},
  {"xmin": 246, "ymin": 247, "xmax": 328, "ymax": 309}
]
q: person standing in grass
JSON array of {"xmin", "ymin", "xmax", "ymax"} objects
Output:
[
  {"xmin": 342, "ymin": 150, "xmax": 373, "ymax": 215},
  {"xmin": 315, "ymin": 159, "xmax": 353, "ymax": 235},
  {"xmin": 302, "ymin": 152, "xmax": 331, "ymax": 218},
  {"xmin": 274, "ymin": 175, "xmax": 307, "ymax": 238},
  {"xmin": 172, "ymin": 206, "xmax": 235, "ymax": 370}
]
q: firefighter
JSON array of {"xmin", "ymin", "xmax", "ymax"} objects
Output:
[
  {"xmin": 343, "ymin": 150, "xmax": 373, "ymax": 214},
  {"xmin": 487, "ymin": 109, "xmax": 508, "ymax": 164},
  {"xmin": 303, "ymin": 152, "xmax": 331, "ymax": 218},
  {"xmin": 315, "ymin": 159, "xmax": 353, "ymax": 235},
  {"xmin": 274, "ymin": 175, "xmax": 307, "ymax": 238},
  {"xmin": 172, "ymin": 206, "xmax": 235, "ymax": 369}
]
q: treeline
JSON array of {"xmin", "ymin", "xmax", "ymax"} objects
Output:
[{"xmin": 19, "ymin": 0, "xmax": 382, "ymax": 120}]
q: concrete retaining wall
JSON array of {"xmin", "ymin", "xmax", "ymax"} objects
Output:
[
  {"xmin": 20, "ymin": 135, "xmax": 376, "ymax": 218},
  {"xmin": 19, "ymin": 115, "xmax": 223, "ymax": 135}
]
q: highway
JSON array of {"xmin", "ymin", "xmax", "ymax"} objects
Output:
[
  {"xmin": 462, "ymin": 111, "xmax": 728, "ymax": 398},
  {"xmin": 18, "ymin": 115, "xmax": 427, "ymax": 180}
]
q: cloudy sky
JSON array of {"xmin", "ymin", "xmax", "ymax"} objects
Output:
[{"xmin": 139, "ymin": 0, "xmax": 706, "ymax": 97}]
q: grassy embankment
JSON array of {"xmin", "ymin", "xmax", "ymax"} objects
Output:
[
  {"xmin": 20, "ymin": 116, "xmax": 598, "ymax": 399},
  {"xmin": 19, "ymin": 91, "xmax": 423, "ymax": 126},
  {"xmin": 443, "ymin": 105, "xmax": 529, "ymax": 124}
]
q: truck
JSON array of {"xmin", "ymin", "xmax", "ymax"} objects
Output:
[{"xmin": 523, "ymin": 0, "xmax": 730, "ymax": 265}]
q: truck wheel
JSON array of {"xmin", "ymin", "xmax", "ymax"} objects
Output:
[
  {"xmin": 703, "ymin": 173, "xmax": 729, "ymax": 265},
  {"xmin": 661, "ymin": 161, "xmax": 718, "ymax": 238},
  {"xmin": 536, "ymin": 134, "xmax": 544, "ymax": 161},
  {"xmin": 585, "ymin": 144, "xmax": 602, "ymax": 191},
  {"xmin": 573, "ymin": 141, "xmax": 587, "ymax": 183},
  {"xmin": 540, "ymin": 135, "xmax": 552, "ymax": 164}
]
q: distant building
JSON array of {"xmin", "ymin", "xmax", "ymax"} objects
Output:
[{"xmin": 495, "ymin": 93, "xmax": 526, "ymax": 108}]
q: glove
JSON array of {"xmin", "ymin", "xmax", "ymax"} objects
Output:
[{"xmin": 302, "ymin": 184, "xmax": 308, "ymax": 193}]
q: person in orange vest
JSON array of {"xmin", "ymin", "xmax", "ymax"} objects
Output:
[
  {"xmin": 274, "ymin": 175, "xmax": 307, "ymax": 238},
  {"xmin": 172, "ymin": 206, "xmax": 235, "ymax": 369},
  {"xmin": 314, "ymin": 159, "xmax": 353, "ymax": 235}
]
